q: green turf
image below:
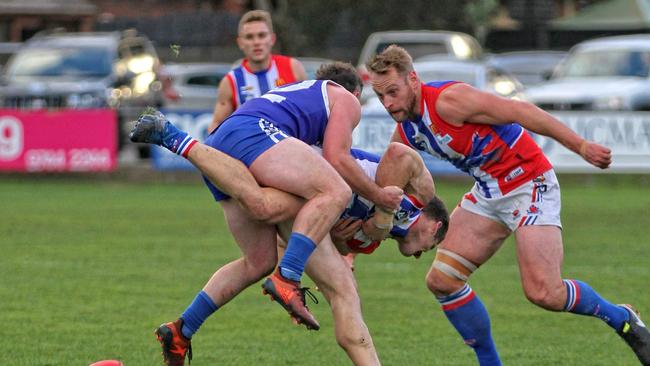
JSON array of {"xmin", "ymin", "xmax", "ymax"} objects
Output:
[{"xmin": 1, "ymin": 175, "xmax": 648, "ymax": 365}]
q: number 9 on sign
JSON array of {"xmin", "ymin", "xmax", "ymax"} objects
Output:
[{"xmin": 0, "ymin": 116, "xmax": 23, "ymax": 161}]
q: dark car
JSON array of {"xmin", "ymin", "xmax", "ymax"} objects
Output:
[{"xmin": 0, "ymin": 29, "xmax": 163, "ymax": 149}]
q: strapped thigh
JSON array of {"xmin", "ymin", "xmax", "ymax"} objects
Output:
[{"xmin": 432, "ymin": 249, "xmax": 478, "ymax": 282}]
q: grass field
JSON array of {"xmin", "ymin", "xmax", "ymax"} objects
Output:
[{"xmin": 1, "ymin": 174, "xmax": 649, "ymax": 365}]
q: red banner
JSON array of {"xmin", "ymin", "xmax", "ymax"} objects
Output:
[{"xmin": 0, "ymin": 109, "xmax": 117, "ymax": 172}]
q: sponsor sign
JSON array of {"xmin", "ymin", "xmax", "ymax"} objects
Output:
[
  {"xmin": 0, "ymin": 109, "xmax": 117, "ymax": 172},
  {"xmin": 356, "ymin": 111, "xmax": 650, "ymax": 174},
  {"xmin": 536, "ymin": 112, "xmax": 650, "ymax": 172}
]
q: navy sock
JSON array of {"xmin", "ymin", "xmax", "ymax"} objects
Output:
[
  {"xmin": 180, "ymin": 290, "xmax": 219, "ymax": 339},
  {"xmin": 563, "ymin": 279, "xmax": 629, "ymax": 330},
  {"xmin": 438, "ymin": 284, "xmax": 502, "ymax": 366},
  {"xmin": 279, "ymin": 232, "xmax": 316, "ymax": 282}
]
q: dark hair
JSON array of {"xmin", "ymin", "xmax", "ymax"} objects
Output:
[
  {"xmin": 316, "ymin": 61, "xmax": 362, "ymax": 95},
  {"xmin": 422, "ymin": 195, "xmax": 449, "ymax": 244}
]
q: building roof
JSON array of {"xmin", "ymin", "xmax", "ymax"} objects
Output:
[
  {"xmin": 0, "ymin": 0, "xmax": 97, "ymax": 16},
  {"xmin": 551, "ymin": 0, "xmax": 650, "ymax": 30}
]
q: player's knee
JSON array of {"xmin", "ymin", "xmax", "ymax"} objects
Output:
[
  {"xmin": 426, "ymin": 249, "xmax": 477, "ymax": 296},
  {"xmin": 329, "ymin": 183, "xmax": 352, "ymax": 212},
  {"xmin": 385, "ymin": 141, "xmax": 409, "ymax": 158},
  {"xmin": 385, "ymin": 142, "xmax": 414, "ymax": 165},
  {"xmin": 523, "ymin": 283, "xmax": 565, "ymax": 311},
  {"xmin": 243, "ymin": 253, "xmax": 276, "ymax": 279},
  {"xmin": 335, "ymin": 322, "xmax": 373, "ymax": 353},
  {"xmin": 239, "ymin": 195, "xmax": 274, "ymax": 222},
  {"xmin": 426, "ymin": 269, "xmax": 463, "ymax": 296}
]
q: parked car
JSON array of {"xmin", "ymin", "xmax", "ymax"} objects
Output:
[
  {"xmin": 526, "ymin": 34, "xmax": 650, "ymax": 111},
  {"xmin": 357, "ymin": 30, "xmax": 483, "ymax": 102},
  {"xmin": 0, "ymin": 42, "xmax": 22, "ymax": 70},
  {"xmin": 0, "ymin": 29, "xmax": 163, "ymax": 148},
  {"xmin": 296, "ymin": 57, "xmax": 335, "ymax": 79},
  {"xmin": 161, "ymin": 62, "xmax": 231, "ymax": 110},
  {"xmin": 486, "ymin": 50, "xmax": 567, "ymax": 87},
  {"xmin": 363, "ymin": 58, "xmax": 525, "ymax": 112}
]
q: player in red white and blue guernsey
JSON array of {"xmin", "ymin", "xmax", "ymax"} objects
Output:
[
  {"xmin": 208, "ymin": 10, "xmax": 306, "ymax": 133},
  {"xmin": 329, "ymin": 146, "xmax": 448, "ymax": 260},
  {"xmin": 367, "ymin": 45, "xmax": 649, "ymax": 365}
]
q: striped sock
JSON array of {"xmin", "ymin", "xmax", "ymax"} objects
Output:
[
  {"xmin": 563, "ymin": 279, "xmax": 629, "ymax": 330},
  {"xmin": 438, "ymin": 284, "xmax": 502, "ymax": 366},
  {"xmin": 161, "ymin": 122, "xmax": 198, "ymax": 158}
]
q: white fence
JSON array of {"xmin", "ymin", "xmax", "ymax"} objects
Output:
[{"xmin": 354, "ymin": 111, "xmax": 650, "ymax": 173}]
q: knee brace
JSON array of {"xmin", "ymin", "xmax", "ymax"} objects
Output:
[{"xmin": 432, "ymin": 249, "xmax": 478, "ymax": 286}]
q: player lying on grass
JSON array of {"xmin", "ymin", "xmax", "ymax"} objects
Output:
[{"xmin": 131, "ymin": 112, "xmax": 447, "ymax": 366}]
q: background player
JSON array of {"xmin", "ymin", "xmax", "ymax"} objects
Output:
[{"xmin": 209, "ymin": 10, "xmax": 306, "ymax": 132}]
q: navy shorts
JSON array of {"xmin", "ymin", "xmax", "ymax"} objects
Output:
[{"xmin": 203, "ymin": 114, "xmax": 288, "ymax": 201}]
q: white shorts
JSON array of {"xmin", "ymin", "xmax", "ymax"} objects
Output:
[{"xmin": 459, "ymin": 169, "xmax": 562, "ymax": 232}]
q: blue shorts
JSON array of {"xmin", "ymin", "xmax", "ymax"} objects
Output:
[{"xmin": 203, "ymin": 114, "xmax": 289, "ymax": 201}]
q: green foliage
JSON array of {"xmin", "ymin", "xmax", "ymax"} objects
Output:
[
  {"xmin": 279, "ymin": 0, "xmax": 474, "ymax": 58},
  {"xmin": 1, "ymin": 176, "xmax": 648, "ymax": 365}
]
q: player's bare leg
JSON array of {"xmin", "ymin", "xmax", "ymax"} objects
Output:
[
  {"xmin": 155, "ymin": 200, "xmax": 279, "ymax": 366},
  {"xmin": 250, "ymin": 137, "xmax": 351, "ymax": 242},
  {"xmin": 251, "ymin": 138, "xmax": 351, "ymax": 329},
  {"xmin": 516, "ymin": 225, "xmax": 650, "ymax": 364},
  {"xmin": 426, "ymin": 207, "xmax": 508, "ymax": 365},
  {"xmin": 202, "ymin": 200, "xmax": 279, "ymax": 306},
  {"xmin": 187, "ymin": 143, "xmax": 304, "ymax": 224},
  {"xmin": 277, "ymin": 223, "xmax": 380, "ymax": 366},
  {"xmin": 376, "ymin": 142, "xmax": 434, "ymax": 201}
]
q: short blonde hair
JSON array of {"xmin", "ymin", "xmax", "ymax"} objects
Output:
[
  {"xmin": 366, "ymin": 45, "xmax": 413, "ymax": 76},
  {"xmin": 238, "ymin": 10, "xmax": 274, "ymax": 34}
]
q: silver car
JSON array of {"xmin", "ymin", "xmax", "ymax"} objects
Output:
[
  {"xmin": 526, "ymin": 34, "xmax": 650, "ymax": 111},
  {"xmin": 161, "ymin": 62, "xmax": 231, "ymax": 110},
  {"xmin": 363, "ymin": 58, "xmax": 525, "ymax": 111}
]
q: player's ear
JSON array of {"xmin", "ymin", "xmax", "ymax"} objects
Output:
[
  {"xmin": 270, "ymin": 32, "xmax": 277, "ymax": 45},
  {"xmin": 408, "ymin": 70, "xmax": 419, "ymax": 89},
  {"xmin": 432, "ymin": 220, "xmax": 443, "ymax": 235}
]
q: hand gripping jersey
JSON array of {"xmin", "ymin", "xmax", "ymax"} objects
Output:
[
  {"xmin": 395, "ymin": 82, "xmax": 552, "ymax": 198},
  {"xmin": 342, "ymin": 149, "xmax": 425, "ymax": 254},
  {"xmin": 225, "ymin": 54, "xmax": 298, "ymax": 109},
  {"xmin": 232, "ymin": 79, "xmax": 331, "ymax": 146}
]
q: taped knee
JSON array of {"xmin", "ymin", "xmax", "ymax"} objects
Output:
[{"xmin": 427, "ymin": 249, "xmax": 477, "ymax": 294}]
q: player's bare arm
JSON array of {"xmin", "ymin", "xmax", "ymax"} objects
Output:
[
  {"xmin": 208, "ymin": 77, "xmax": 235, "ymax": 133},
  {"xmin": 322, "ymin": 84, "xmax": 403, "ymax": 210},
  {"xmin": 437, "ymin": 83, "xmax": 611, "ymax": 169},
  {"xmin": 291, "ymin": 58, "xmax": 307, "ymax": 81}
]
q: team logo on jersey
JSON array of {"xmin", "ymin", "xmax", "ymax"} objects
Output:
[
  {"xmin": 428, "ymin": 122, "xmax": 438, "ymax": 134},
  {"xmin": 394, "ymin": 209, "xmax": 408, "ymax": 222},
  {"xmin": 258, "ymin": 118, "xmax": 288, "ymax": 143},
  {"xmin": 505, "ymin": 166, "xmax": 525, "ymax": 182},
  {"xmin": 275, "ymin": 78, "xmax": 286, "ymax": 87},
  {"xmin": 240, "ymin": 85, "xmax": 255, "ymax": 102},
  {"xmin": 527, "ymin": 205, "xmax": 541, "ymax": 215}
]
